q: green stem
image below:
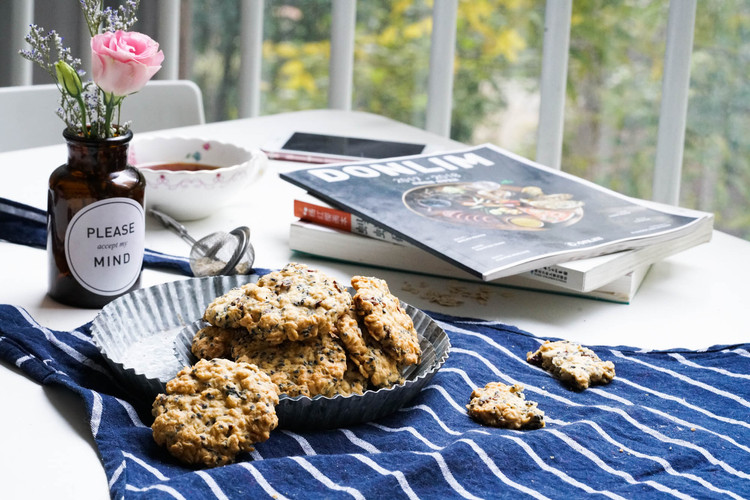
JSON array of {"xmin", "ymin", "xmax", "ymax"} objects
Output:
[
  {"xmin": 75, "ymin": 95, "xmax": 88, "ymax": 137},
  {"xmin": 104, "ymin": 93, "xmax": 115, "ymax": 138}
]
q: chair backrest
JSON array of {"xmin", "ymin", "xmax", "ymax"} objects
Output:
[{"xmin": 0, "ymin": 80, "xmax": 205, "ymax": 153}]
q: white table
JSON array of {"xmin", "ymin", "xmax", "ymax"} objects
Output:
[{"xmin": 2, "ymin": 110, "xmax": 748, "ymax": 499}]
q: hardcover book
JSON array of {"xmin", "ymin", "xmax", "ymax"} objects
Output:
[
  {"xmin": 289, "ymin": 220, "xmax": 652, "ymax": 303},
  {"xmin": 292, "ymin": 195, "xmax": 712, "ymax": 293},
  {"xmin": 281, "ymin": 144, "xmax": 714, "ymax": 281}
]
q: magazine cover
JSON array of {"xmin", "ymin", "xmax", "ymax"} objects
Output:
[{"xmin": 280, "ymin": 144, "xmax": 713, "ymax": 280}]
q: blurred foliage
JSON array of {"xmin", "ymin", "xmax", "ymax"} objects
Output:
[
  {"xmin": 682, "ymin": 0, "xmax": 750, "ymax": 239},
  {"xmin": 188, "ymin": 0, "xmax": 750, "ymax": 240}
]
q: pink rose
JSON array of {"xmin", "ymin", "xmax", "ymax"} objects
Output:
[{"xmin": 91, "ymin": 30, "xmax": 164, "ymax": 97}]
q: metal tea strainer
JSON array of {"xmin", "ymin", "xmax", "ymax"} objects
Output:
[{"xmin": 149, "ymin": 208, "xmax": 255, "ymax": 277}]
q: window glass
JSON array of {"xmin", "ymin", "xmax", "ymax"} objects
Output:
[{"xmin": 187, "ymin": 0, "xmax": 749, "ymax": 240}]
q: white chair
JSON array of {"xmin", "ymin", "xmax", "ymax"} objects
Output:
[{"xmin": 0, "ymin": 80, "xmax": 205, "ymax": 152}]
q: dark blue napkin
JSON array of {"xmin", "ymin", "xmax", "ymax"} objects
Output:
[
  {"xmin": 1, "ymin": 299, "xmax": 748, "ymax": 499},
  {"xmin": 0, "ymin": 197, "xmax": 193, "ymax": 276}
]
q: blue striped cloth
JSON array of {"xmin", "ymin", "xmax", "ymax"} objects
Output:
[{"xmin": 1, "ymin": 300, "xmax": 748, "ymax": 499}]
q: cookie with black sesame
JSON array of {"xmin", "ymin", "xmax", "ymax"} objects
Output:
[
  {"xmin": 233, "ymin": 331, "xmax": 350, "ymax": 398},
  {"xmin": 203, "ymin": 263, "xmax": 352, "ymax": 344},
  {"xmin": 526, "ymin": 340, "xmax": 615, "ymax": 390},
  {"xmin": 338, "ymin": 359, "xmax": 368, "ymax": 396},
  {"xmin": 335, "ymin": 307, "xmax": 404, "ymax": 388},
  {"xmin": 351, "ymin": 275, "xmax": 421, "ymax": 366},
  {"xmin": 191, "ymin": 325, "xmax": 244, "ymax": 360},
  {"xmin": 151, "ymin": 358, "xmax": 279, "ymax": 468},
  {"xmin": 466, "ymin": 382, "xmax": 545, "ymax": 430}
]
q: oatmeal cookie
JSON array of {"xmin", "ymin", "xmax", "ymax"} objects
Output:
[
  {"xmin": 151, "ymin": 358, "xmax": 279, "ymax": 468},
  {"xmin": 202, "ymin": 285, "xmax": 249, "ymax": 329},
  {"xmin": 335, "ymin": 307, "xmax": 404, "ymax": 388},
  {"xmin": 351, "ymin": 276, "xmax": 421, "ymax": 366},
  {"xmin": 527, "ymin": 340, "xmax": 615, "ymax": 390},
  {"xmin": 338, "ymin": 360, "xmax": 369, "ymax": 396},
  {"xmin": 203, "ymin": 263, "xmax": 352, "ymax": 344},
  {"xmin": 191, "ymin": 325, "xmax": 243, "ymax": 360},
  {"xmin": 466, "ymin": 382, "xmax": 545, "ymax": 430},
  {"xmin": 233, "ymin": 331, "xmax": 352, "ymax": 398}
]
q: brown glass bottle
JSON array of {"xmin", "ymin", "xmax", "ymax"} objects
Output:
[{"xmin": 47, "ymin": 129, "xmax": 146, "ymax": 308}]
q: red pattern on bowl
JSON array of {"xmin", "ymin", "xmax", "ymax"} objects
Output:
[{"xmin": 130, "ymin": 137, "xmax": 268, "ymax": 220}]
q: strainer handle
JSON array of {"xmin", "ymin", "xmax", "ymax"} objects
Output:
[{"xmin": 149, "ymin": 208, "xmax": 198, "ymax": 246}]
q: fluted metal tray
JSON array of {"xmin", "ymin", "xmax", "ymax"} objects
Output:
[
  {"xmin": 90, "ymin": 275, "xmax": 258, "ymax": 399},
  {"xmin": 90, "ymin": 274, "xmax": 450, "ymax": 429}
]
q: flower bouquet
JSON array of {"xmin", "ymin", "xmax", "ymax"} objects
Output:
[
  {"xmin": 19, "ymin": 0, "xmax": 165, "ymax": 307},
  {"xmin": 20, "ymin": 0, "xmax": 164, "ymax": 139}
]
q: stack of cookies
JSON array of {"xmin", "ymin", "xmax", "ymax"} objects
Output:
[
  {"xmin": 193, "ymin": 263, "xmax": 422, "ymax": 398},
  {"xmin": 152, "ymin": 263, "xmax": 423, "ymax": 467}
]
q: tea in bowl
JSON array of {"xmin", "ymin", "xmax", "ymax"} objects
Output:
[{"xmin": 129, "ymin": 137, "xmax": 267, "ymax": 220}]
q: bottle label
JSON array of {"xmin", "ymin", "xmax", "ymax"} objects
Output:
[{"xmin": 65, "ymin": 198, "xmax": 145, "ymax": 296}]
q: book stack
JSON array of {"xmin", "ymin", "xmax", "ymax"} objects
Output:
[{"xmin": 280, "ymin": 144, "xmax": 714, "ymax": 303}]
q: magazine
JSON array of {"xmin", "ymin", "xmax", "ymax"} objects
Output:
[
  {"xmin": 280, "ymin": 144, "xmax": 714, "ymax": 281},
  {"xmin": 289, "ymin": 220, "xmax": 652, "ymax": 303},
  {"xmin": 292, "ymin": 194, "xmax": 712, "ymax": 292}
]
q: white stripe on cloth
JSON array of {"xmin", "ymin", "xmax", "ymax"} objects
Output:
[
  {"xmin": 586, "ymin": 388, "xmax": 633, "ymax": 406},
  {"xmin": 588, "ymin": 377, "xmax": 750, "ymax": 428},
  {"xmin": 42, "ymin": 358, "xmax": 66, "ymax": 375},
  {"xmin": 16, "ymin": 306, "xmax": 110, "ymax": 375},
  {"xmin": 549, "ymin": 429, "xmax": 694, "ymax": 499},
  {"xmin": 611, "ymin": 350, "xmax": 750, "ymax": 409},
  {"xmin": 69, "ymin": 327, "xmax": 96, "ymax": 345},
  {"xmin": 593, "ymin": 405, "xmax": 750, "ymax": 480},
  {"xmin": 440, "ymin": 367, "xmax": 479, "ymax": 391},
  {"xmin": 280, "ymin": 430, "xmax": 316, "ymax": 455},
  {"xmin": 115, "ymin": 397, "xmax": 148, "ymax": 428},
  {"xmin": 645, "ymin": 407, "xmax": 750, "ymax": 455},
  {"xmin": 125, "ymin": 484, "xmax": 186, "ymax": 499},
  {"xmin": 290, "ymin": 456, "xmax": 366, "ymax": 499},
  {"xmin": 14, "ymin": 354, "xmax": 32, "ymax": 368},
  {"xmin": 108, "ymin": 460, "xmax": 126, "ymax": 489},
  {"xmin": 547, "ymin": 417, "xmax": 747, "ymax": 500},
  {"xmin": 501, "ymin": 434, "xmax": 627, "ymax": 500},
  {"xmin": 414, "ymin": 451, "xmax": 483, "ymax": 500},
  {"xmin": 669, "ymin": 352, "xmax": 750, "ymax": 379},
  {"xmin": 438, "ymin": 321, "xmax": 534, "ymax": 367},
  {"xmin": 238, "ymin": 463, "xmax": 289, "ymax": 500},
  {"xmin": 367, "ymin": 422, "xmax": 444, "ymax": 451},
  {"xmin": 397, "ymin": 404, "xmax": 462, "ymax": 435},
  {"xmin": 90, "ymin": 391, "xmax": 103, "ymax": 437},
  {"xmin": 593, "ymin": 382, "xmax": 750, "ymax": 447},
  {"xmin": 352, "ymin": 453, "xmax": 420, "ymax": 500},
  {"xmin": 122, "ymin": 451, "xmax": 170, "ymax": 481},
  {"xmin": 338, "ymin": 428, "xmax": 381, "ymax": 453},
  {"xmin": 458, "ymin": 439, "xmax": 552, "ymax": 500},
  {"xmin": 422, "ymin": 379, "xmax": 471, "ymax": 414},
  {"xmin": 196, "ymin": 470, "xmax": 230, "ymax": 500}
]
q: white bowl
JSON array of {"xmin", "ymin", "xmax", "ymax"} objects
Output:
[{"xmin": 129, "ymin": 137, "xmax": 268, "ymax": 220}]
